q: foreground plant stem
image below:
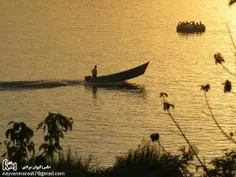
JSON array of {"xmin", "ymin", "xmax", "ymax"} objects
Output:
[
  {"xmin": 203, "ymin": 91, "xmax": 236, "ymax": 144},
  {"xmin": 226, "ymin": 23, "xmax": 236, "ymax": 64},
  {"xmin": 166, "ymin": 110, "xmax": 210, "ymax": 177},
  {"xmin": 221, "ymin": 63, "xmax": 236, "ymax": 77}
]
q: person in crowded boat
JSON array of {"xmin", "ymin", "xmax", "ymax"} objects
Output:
[
  {"xmin": 178, "ymin": 21, "xmax": 182, "ymax": 26},
  {"xmin": 92, "ymin": 65, "xmax": 97, "ymax": 78}
]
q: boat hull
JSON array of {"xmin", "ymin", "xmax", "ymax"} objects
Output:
[
  {"xmin": 84, "ymin": 62, "xmax": 149, "ymax": 83},
  {"xmin": 177, "ymin": 26, "xmax": 206, "ymax": 33},
  {"xmin": 176, "ymin": 21, "xmax": 206, "ymax": 33}
]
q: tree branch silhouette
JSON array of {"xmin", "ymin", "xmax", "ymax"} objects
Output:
[
  {"xmin": 214, "ymin": 53, "xmax": 236, "ymax": 77},
  {"xmin": 160, "ymin": 93, "xmax": 210, "ymax": 177},
  {"xmin": 201, "ymin": 84, "xmax": 236, "ymax": 144},
  {"xmin": 226, "ymin": 23, "xmax": 236, "ymax": 64},
  {"xmin": 226, "ymin": 23, "xmax": 236, "ymax": 50}
]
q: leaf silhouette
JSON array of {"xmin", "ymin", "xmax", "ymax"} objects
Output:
[
  {"xmin": 19, "ymin": 122, "xmax": 26, "ymax": 129},
  {"xmin": 150, "ymin": 133, "xmax": 160, "ymax": 142},
  {"xmin": 229, "ymin": 0, "xmax": 236, "ymax": 6},
  {"xmin": 69, "ymin": 123, "xmax": 72, "ymax": 131},
  {"xmin": 201, "ymin": 84, "xmax": 210, "ymax": 92},
  {"xmin": 214, "ymin": 53, "xmax": 225, "ymax": 64},
  {"xmin": 44, "ymin": 135, "xmax": 50, "ymax": 142},
  {"xmin": 6, "ymin": 142, "xmax": 11, "ymax": 148},
  {"xmin": 5, "ymin": 128, "xmax": 14, "ymax": 139},
  {"xmin": 39, "ymin": 143, "xmax": 49, "ymax": 152},
  {"xmin": 13, "ymin": 123, "xmax": 20, "ymax": 131},
  {"xmin": 27, "ymin": 141, "xmax": 35, "ymax": 155},
  {"xmin": 160, "ymin": 92, "xmax": 168, "ymax": 98},
  {"xmin": 58, "ymin": 131, "xmax": 64, "ymax": 138},
  {"xmin": 163, "ymin": 102, "xmax": 175, "ymax": 111},
  {"xmin": 222, "ymin": 80, "xmax": 232, "ymax": 93},
  {"xmin": 8, "ymin": 121, "xmax": 15, "ymax": 125},
  {"xmin": 36, "ymin": 121, "xmax": 44, "ymax": 131},
  {"xmin": 38, "ymin": 112, "xmax": 73, "ymax": 160}
]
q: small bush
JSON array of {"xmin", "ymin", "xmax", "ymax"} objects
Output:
[
  {"xmin": 51, "ymin": 148, "xmax": 101, "ymax": 177},
  {"xmin": 205, "ymin": 149, "xmax": 236, "ymax": 177},
  {"xmin": 101, "ymin": 141, "xmax": 194, "ymax": 177}
]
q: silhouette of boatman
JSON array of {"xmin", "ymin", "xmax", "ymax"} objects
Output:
[{"xmin": 91, "ymin": 65, "xmax": 97, "ymax": 78}]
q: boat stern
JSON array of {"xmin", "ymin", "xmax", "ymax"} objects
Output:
[{"xmin": 85, "ymin": 75, "xmax": 92, "ymax": 81}]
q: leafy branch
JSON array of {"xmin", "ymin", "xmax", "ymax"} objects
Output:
[
  {"xmin": 149, "ymin": 133, "xmax": 168, "ymax": 154},
  {"xmin": 214, "ymin": 53, "xmax": 236, "ymax": 77},
  {"xmin": 2, "ymin": 122, "xmax": 35, "ymax": 166},
  {"xmin": 160, "ymin": 93, "xmax": 210, "ymax": 177},
  {"xmin": 201, "ymin": 84, "xmax": 236, "ymax": 144},
  {"xmin": 37, "ymin": 112, "xmax": 73, "ymax": 161}
]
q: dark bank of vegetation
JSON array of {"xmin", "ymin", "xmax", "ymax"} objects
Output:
[
  {"xmin": 0, "ymin": 103, "xmax": 235, "ymax": 177},
  {"xmin": 0, "ymin": 112, "xmax": 197, "ymax": 177}
]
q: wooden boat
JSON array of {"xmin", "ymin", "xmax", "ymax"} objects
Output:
[
  {"xmin": 84, "ymin": 61, "xmax": 149, "ymax": 84},
  {"xmin": 176, "ymin": 21, "xmax": 206, "ymax": 33}
]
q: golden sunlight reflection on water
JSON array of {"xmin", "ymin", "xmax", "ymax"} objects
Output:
[{"xmin": 0, "ymin": 0, "xmax": 236, "ymax": 170}]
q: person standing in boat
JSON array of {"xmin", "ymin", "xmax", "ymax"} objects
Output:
[{"xmin": 92, "ymin": 65, "xmax": 97, "ymax": 78}]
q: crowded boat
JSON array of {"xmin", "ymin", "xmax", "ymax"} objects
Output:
[{"xmin": 176, "ymin": 21, "xmax": 206, "ymax": 33}]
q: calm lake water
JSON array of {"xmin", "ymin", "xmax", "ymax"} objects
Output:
[{"xmin": 0, "ymin": 0, "xmax": 236, "ymax": 168}]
